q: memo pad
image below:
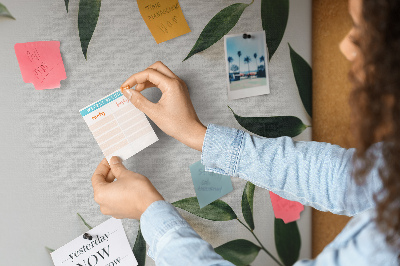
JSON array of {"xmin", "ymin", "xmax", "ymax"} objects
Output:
[{"xmin": 80, "ymin": 90, "xmax": 158, "ymax": 162}]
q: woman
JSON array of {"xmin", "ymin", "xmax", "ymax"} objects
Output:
[{"xmin": 91, "ymin": 0, "xmax": 400, "ymax": 264}]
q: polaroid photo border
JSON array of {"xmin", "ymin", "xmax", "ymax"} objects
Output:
[{"xmin": 224, "ymin": 31, "xmax": 270, "ymax": 100}]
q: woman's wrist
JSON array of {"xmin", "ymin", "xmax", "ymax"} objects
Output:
[{"xmin": 191, "ymin": 123, "xmax": 207, "ymax": 152}]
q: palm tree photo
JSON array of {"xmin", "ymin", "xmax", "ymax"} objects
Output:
[
  {"xmin": 244, "ymin": 56, "xmax": 251, "ymax": 77},
  {"xmin": 260, "ymin": 55, "xmax": 265, "ymax": 70},
  {"xmin": 237, "ymin": 51, "xmax": 242, "ymax": 76},
  {"xmin": 228, "ymin": 56, "xmax": 234, "ymax": 73},
  {"xmin": 253, "ymin": 53, "xmax": 258, "ymax": 75}
]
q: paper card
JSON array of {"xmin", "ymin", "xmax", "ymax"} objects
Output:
[
  {"xmin": 137, "ymin": 0, "xmax": 191, "ymax": 44},
  {"xmin": 190, "ymin": 160, "xmax": 233, "ymax": 208},
  {"xmin": 269, "ymin": 191, "xmax": 304, "ymax": 223},
  {"xmin": 79, "ymin": 90, "xmax": 158, "ymax": 162},
  {"xmin": 51, "ymin": 218, "xmax": 138, "ymax": 266},
  {"xmin": 224, "ymin": 31, "xmax": 270, "ymax": 100},
  {"xmin": 14, "ymin": 41, "xmax": 66, "ymax": 90}
]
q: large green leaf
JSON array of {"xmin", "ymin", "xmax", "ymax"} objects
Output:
[
  {"xmin": 214, "ymin": 239, "xmax": 261, "ymax": 266},
  {"xmin": 241, "ymin": 182, "xmax": 255, "ymax": 230},
  {"xmin": 132, "ymin": 225, "xmax": 146, "ymax": 266},
  {"xmin": 289, "ymin": 44, "xmax": 312, "ymax": 118},
  {"xmin": 64, "ymin": 0, "xmax": 69, "ymax": 12},
  {"xmin": 183, "ymin": 2, "xmax": 251, "ymax": 61},
  {"xmin": 0, "ymin": 3, "xmax": 15, "ymax": 20},
  {"xmin": 77, "ymin": 213, "xmax": 93, "ymax": 230},
  {"xmin": 172, "ymin": 197, "xmax": 237, "ymax": 221},
  {"xmin": 78, "ymin": 0, "xmax": 101, "ymax": 59},
  {"xmin": 274, "ymin": 218, "xmax": 301, "ymax": 266},
  {"xmin": 228, "ymin": 106, "xmax": 308, "ymax": 138},
  {"xmin": 261, "ymin": 0, "xmax": 289, "ymax": 60}
]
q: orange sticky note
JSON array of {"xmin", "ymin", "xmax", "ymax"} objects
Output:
[
  {"xmin": 137, "ymin": 0, "xmax": 191, "ymax": 44},
  {"xmin": 14, "ymin": 41, "xmax": 66, "ymax": 90},
  {"xmin": 269, "ymin": 191, "xmax": 304, "ymax": 224}
]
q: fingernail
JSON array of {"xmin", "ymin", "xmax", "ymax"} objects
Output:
[
  {"xmin": 110, "ymin": 156, "xmax": 122, "ymax": 165},
  {"xmin": 124, "ymin": 89, "xmax": 133, "ymax": 100},
  {"xmin": 121, "ymin": 85, "xmax": 130, "ymax": 92}
]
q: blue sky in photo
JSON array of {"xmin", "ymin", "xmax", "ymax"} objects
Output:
[{"xmin": 226, "ymin": 32, "xmax": 267, "ymax": 73}]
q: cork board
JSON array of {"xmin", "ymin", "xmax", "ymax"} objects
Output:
[{"xmin": 312, "ymin": 0, "xmax": 353, "ymax": 257}]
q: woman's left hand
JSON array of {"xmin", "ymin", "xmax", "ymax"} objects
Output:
[{"xmin": 91, "ymin": 157, "xmax": 164, "ymax": 219}]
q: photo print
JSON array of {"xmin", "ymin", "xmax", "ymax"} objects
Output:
[{"xmin": 224, "ymin": 31, "xmax": 270, "ymax": 100}]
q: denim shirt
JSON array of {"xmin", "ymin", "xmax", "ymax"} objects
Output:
[{"xmin": 140, "ymin": 124, "xmax": 399, "ymax": 265}]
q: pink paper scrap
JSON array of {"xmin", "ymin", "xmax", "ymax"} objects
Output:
[
  {"xmin": 269, "ymin": 191, "xmax": 304, "ymax": 224},
  {"xmin": 14, "ymin": 41, "xmax": 66, "ymax": 90}
]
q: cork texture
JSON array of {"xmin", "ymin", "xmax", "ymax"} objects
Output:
[{"xmin": 312, "ymin": 0, "xmax": 353, "ymax": 257}]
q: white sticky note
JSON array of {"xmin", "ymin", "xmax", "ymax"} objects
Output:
[
  {"xmin": 79, "ymin": 90, "xmax": 158, "ymax": 162},
  {"xmin": 51, "ymin": 218, "xmax": 137, "ymax": 266}
]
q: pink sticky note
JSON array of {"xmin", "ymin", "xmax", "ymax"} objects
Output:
[
  {"xmin": 14, "ymin": 41, "xmax": 66, "ymax": 90},
  {"xmin": 269, "ymin": 191, "xmax": 304, "ymax": 223}
]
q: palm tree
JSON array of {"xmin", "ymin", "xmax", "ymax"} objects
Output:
[
  {"xmin": 228, "ymin": 56, "xmax": 234, "ymax": 73},
  {"xmin": 237, "ymin": 51, "xmax": 242, "ymax": 76},
  {"xmin": 259, "ymin": 55, "xmax": 266, "ymax": 74},
  {"xmin": 244, "ymin": 56, "xmax": 251, "ymax": 77},
  {"xmin": 253, "ymin": 53, "xmax": 257, "ymax": 74}
]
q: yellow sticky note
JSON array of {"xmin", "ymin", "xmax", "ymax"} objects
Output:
[{"xmin": 137, "ymin": 0, "xmax": 191, "ymax": 44}]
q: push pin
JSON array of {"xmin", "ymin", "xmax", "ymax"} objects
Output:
[
  {"xmin": 83, "ymin": 233, "xmax": 94, "ymax": 240},
  {"xmin": 242, "ymin": 33, "xmax": 252, "ymax": 39}
]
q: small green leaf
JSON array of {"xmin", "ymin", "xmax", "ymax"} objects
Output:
[
  {"xmin": 77, "ymin": 213, "xmax": 93, "ymax": 230},
  {"xmin": 172, "ymin": 197, "xmax": 237, "ymax": 221},
  {"xmin": 183, "ymin": 2, "xmax": 251, "ymax": 61},
  {"xmin": 261, "ymin": 0, "xmax": 289, "ymax": 60},
  {"xmin": 289, "ymin": 44, "xmax": 312, "ymax": 118},
  {"xmin": 78, "ymin": 0, "xmax": 101, "ymax": 59},
  {"xmin": 64, "ymin": 0, "xmax": 69, "ymax": 12},
  {"xmin": 274, "ymin": 218, "xmax": 301, "ymax": 266},
  {"xmin": 241, "ymin": 182, "xmax": 255, "ymax": 230},
  {"xmin": 228, "ymin": 106, "xmax": 308, "ymax": 138},
  {"xmin": 0, "ymin": 3, "xmax": 15, "ymax": 20},
  {"xmin": 214, "ymin": 239, "xmax": 261, "ymax": 266},
  {"xmin": 132, "ymin": 225, "xmax": 146, "ymax": 266},
  {"xmin": 45, "ymin": 246, "xmax": 55, "ymax": 253}
]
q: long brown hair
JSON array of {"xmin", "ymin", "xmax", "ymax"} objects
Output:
[{"xmin": 350, "ymin": 0, "xmax": 400, "ymax": 253}]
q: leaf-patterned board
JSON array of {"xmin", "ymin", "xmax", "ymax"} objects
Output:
[
  {"xmin": 214, "ymin": 239, "xmax": 261, "ymax": 266},
  {"xmin": 183, "ymin": 2, "xmax": 252, "ymax": 61},
  {"xmin": 274, "ymin": 218, "xmax": 301, "ymax": 266},
  {"xmin": 64, "ymin": 0, "xmax": 69, "ymax": 13},
  {"xmin": 173, "ymin": 197, "xmax": 237, "ymax": 221},
  {"xmin": 77, "ymin": 213, "xmax": 93, "ymax": 230},
  {"xmin": 261, "ymin": 0, "xmax": 289, "ymax": 60},
  {"xmin": 132, "ymin": 225, "xmax": 146, "ymax": 266},
  {"xmin": 0, "ymin": 3, "xmax": 15, "ymax": 19},
  {"xmin": 78, "ymin": 0, "xmax": 101, "ymax": 59},
  {"xmin": 241, "ymin": 181, "xmax": 256, "ymax": 231},
  {"xmin": 289, "ymin": 44, "xmax": 313, "ymax": 118},
  {"xmin": 228, "ymin": 106, "xmax": 309, "ymax": 138}
]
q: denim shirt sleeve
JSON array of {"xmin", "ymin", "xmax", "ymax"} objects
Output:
[
  {"xmin": 201, "ymin": 124, "xmax": 383, "ymax": 216},
  {"xmin": 140, "ymin": 200, "xmax": 234, "ymax": 266}
]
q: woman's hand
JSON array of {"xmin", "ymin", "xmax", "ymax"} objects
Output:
[
  {"xmin": 91, "ymin": 157, "xmax": 164, "ymax": 220},
  {"xmin": 120, "ymin": 61, "xmax": 207, "ymax": 151}
]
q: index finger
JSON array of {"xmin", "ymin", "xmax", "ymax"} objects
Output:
[
  {"xmin": 91, "ymin": 159, "xmax": 111, "ymax": 189},
  {"xmin": 121, "ymin": 68, "xmax": 174, "ymax": 93}
]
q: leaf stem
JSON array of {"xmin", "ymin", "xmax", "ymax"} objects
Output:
[
  {"xmin": 249, "ymin": 0, "xmax": 255, "ymax": 5},
  {"xmin": 236, "ymin": 219, "xmax": 283, "ymax": 266}
]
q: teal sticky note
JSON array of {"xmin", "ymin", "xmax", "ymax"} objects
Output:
[{"xmin": 190, "ymin": 160, "xmax": 233, "ymax": 208}]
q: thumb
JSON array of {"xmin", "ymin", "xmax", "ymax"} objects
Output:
[
  {"xmin": 122, "ymin": 88, "xmax": 155, "ymax": 115},
  {"xmin": 109, "ymin": 156, "xmax": 128, "ymax": 178}
]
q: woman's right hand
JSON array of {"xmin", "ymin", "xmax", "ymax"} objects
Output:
[{"xmin": 120, "ymin": 61, "xmax": 207, "ymax": 151}]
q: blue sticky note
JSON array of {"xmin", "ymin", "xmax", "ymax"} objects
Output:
[{"xmin": 190, "ymin": 160, "xmax": 233, "ymax": 208}]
